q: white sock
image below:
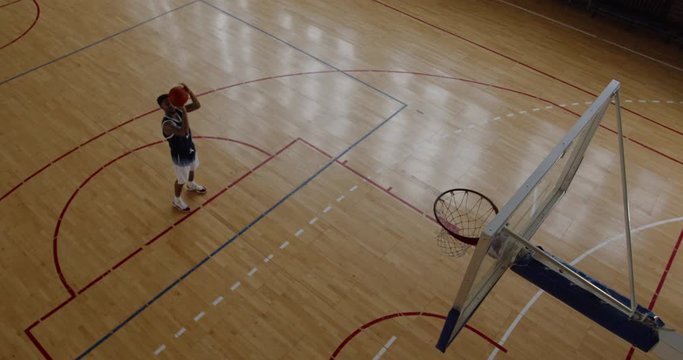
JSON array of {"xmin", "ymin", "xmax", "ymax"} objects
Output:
[{"xmin": 188, "ymin": 181, "xmax": 196, "ymax": 187}]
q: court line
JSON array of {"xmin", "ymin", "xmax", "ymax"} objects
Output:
[
  {"xmin": 52, "ymin": 136, "xmax": 271, "ymax": 295},
  {"xmin": 199, "ymin": 0, "xmax": 405, "ymax": 107},
  {"xmin": 625, "ymin": 228, "xmax": 683, "ymax": 359},
  {"xmin": 24, "ymin": 137, "xmax": 287, "ymax": 359},
  {"xmin": 330, "ymin": 312, "xmax": 506, "ymax": 358},
  {"xmin": 4, "ymin": 69, "xmax": 680, "ymax": 207},
  {"xmin": 487, "ymin": 217, "xmax": 683, "ymax": 359},
  {"xmin": 68, "ymin": 104, "xmax": 404, "ymax": 358},
  {"xmin": 0, "ymin": 0, "xmax": 197, "ymax": 84},
  {"xmin": 0, "ymin": 0, "xmax": 22, "ymax": 9},
  {"xmin": 0, "ymin": 0, "xmax": 39, "ymax": 50},
  {"xmin": 18, "ymin": 68, "xmax": 682, "ymax": 356},
  {"xmin": 370, "ymin": 0, "xmax": 683, "ymax": 138},
  {"xmin": 494, "ymin": 0, "xmax": 683, "ymax": 73}
]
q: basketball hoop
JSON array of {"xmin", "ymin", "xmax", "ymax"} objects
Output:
[{"xmin": 433, "ymin": 188, "xmax": 498, "ymax": 257}]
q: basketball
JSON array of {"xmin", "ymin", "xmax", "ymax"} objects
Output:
[{"xmin": 168, "ymin": 85, "xmax": 189, "ymax": 107}]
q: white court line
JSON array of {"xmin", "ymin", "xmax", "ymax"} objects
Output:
[
  {"xmin": 349, "ymin": 185, "xmax": 358, "ymax": 192},
  {"xmin": 545, "ymin": 105, "xmax": 553, "ymax": 109},
  {"xmin": 487, "ymin": 217, "xmax": 683, "ymax": 359},
  {"xmin": 625, "ymin": 99, "xmax": 633, "ymax": 103},
  {"xmin": 264, "ymin": 254, "xmax": 274, "ymax": 262},
  {"xmin": 193, "ymin": 311, "xmax": 205, "ymax": 322},
  {"xmin": 174, "ymin": 327, "xmax": 187, "ymax": 338},
  {"xmin": 280, "ymin": 241, "xmax": 290, "ymax": 249},
  {"xmin": 153, "ymin": 344, "xmax": 166, "ymax": 356},
  {"xmin": 323, "ymin": 205, "xmax": 332, "ymax": 213},
  {"xmin": 212, "ymin": 296, "xmax": 224, "ymax": 306},
  {"xmin": 295, "ymin": 228, "xmax": 304, "ymax": 237},
  {"xmin": 336, "ymin": 195, "xmax": 345, "ymax": 202},
  {"xmin": 248, "ymin": 267, "xmax": 258, "ymax": 276},
  {"xmin": 230, "ymin": 281, "xmax": 241, "ymax": 291},
  {"xmin": 309, "ymin": 217, "xmax": 318, "ymax": 225},
  {"xmin": 373, "ymin": 336, "xmax": 398, "ymax": 360},
  {"xmin": 506, "ymin": 113, "xmax": 514, "ymax": 117},
  {"xmin": 494, "ymin": 0, "xmax": 683, "ymax": 73},
  {"xmin": 532, "ymin": 108, "xmax": 540, "ymax": 112}
]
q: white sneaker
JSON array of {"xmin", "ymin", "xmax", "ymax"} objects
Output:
[
  {"xmin": 186, "ymin": 182, "xmax": 207, "ymax": 194},
  {"xmin": 172, "ymin": 197, "xmax": 190, "ymax": 212}
]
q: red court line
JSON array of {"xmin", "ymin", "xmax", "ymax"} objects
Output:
[
  {"xmin": 625, "ymin": 229, "xmax": 683, "ymax": 359},
  {"xmin": 25, "ymin": 323, "xmax": 52, "ymax": 360},
  {"xmin": 330, "ymin": 311, "xmax": 507, "ymax": 359},
  {"xmin": 3, "ymin": 70, "xmax": 680, "ymax": 206},
  {"xmin": 52, "ymin": 136, "xmax": 271, "ymax": 294},
  {"xmin": 0, "ymin": 0, "xmax": 39, "ymax": 50},
  {"xmin": 370, "ymin": 0, "xmax": 683, "ymax": 138},
  {"xmin": 0, "ymin": 0, "xmax": 22, "ymax": 9},
  {"xmin": 25, "ymin": 138, "xmax": 295, "ymax": 360}
]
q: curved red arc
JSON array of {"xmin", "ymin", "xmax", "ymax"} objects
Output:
[
  {"xmin": 52, "ymin": 137, "xmax": 269, "ymax": 294},
  {"xmin": 2, "ymin": 70, "xmax": 681, "ymax": 205},
  {"xmin": 330, "ymin": 311, "xmax": 507, "ymax": 359},
  {"xmin": 0, "ymin": 0, "xmax": 39, "ymax": 50}
]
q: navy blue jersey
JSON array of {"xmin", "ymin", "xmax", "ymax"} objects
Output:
[{"xmin": 162, "ymin": 108, "xmax": 196, "ymax": 166}]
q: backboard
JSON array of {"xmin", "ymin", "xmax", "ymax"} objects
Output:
[{"xmin": 436, "ymin": 80, "xmax": 620, "ymax": 352}]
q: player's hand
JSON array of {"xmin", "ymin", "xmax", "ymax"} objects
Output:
[{"xmin": 181, "ymin": 83, "xmax": 192, "ymax": 94}]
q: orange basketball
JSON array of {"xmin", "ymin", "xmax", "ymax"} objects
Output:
[{"xmin": 168, "ymin": 86, "xmax": 189, "ymax": 107}]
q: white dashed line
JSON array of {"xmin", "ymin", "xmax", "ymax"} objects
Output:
[
  {"xmin": 212, "ymin": 296, "xmax": 224, "ymax": 306},
  {"xmin": 174, "ymin": 327, "xmax": 187, "ymax": 338},
  {"xmin": 519, "ymin": 110, "xmax": 527, "ymax": 114},
  {"xmin": 559, "ymin": 104, "xmax": 566, "ymax": 107},
  {"xmin": 230, "ymin": 281, "xmax": 241, "ymax": 291},
  {"xmin": 248, "ymin": 267, "xmax": 258, "ymax": 277},
  {"xmin": 264, "ymin": 254, "xmax": 274, "ymax": 262},
  {"xmin": 295, "ymin": 228, "xmax": 304, "ymax": 237},
  {"xmin": 493, "ymin": 116, "xmax": 502, "ymax": 120},
  {"xmin": 584, "ymin": 101, "xmax": 592, "ymax": 104},
  {"xmin": 336, "ymin": 195, "xmax": 345, "ymax": 202},
  {"xmin": 323, "ymin": 205, "xmax": 332, "ymax": 213},
  {"xmin": 652, "ymin": 100, "xmax": 660, "ymax": 103},
  {"xmin": 638, "ymin": 99, "xmax": 646, "ymax": 103},
  {"xmin": 571, "ymin": 102, "xmax": 579, "ymax": 106},
  {"xmin": 309, "ymin": 217, "xmax": 318, "ymax": 225},
  {"xmin": 506, "ymin": 113, "xmax": 514, "ymax": 117},
  {"xmin": 453, "ymin": 129, "xmax": 463, "ymax": 133},
  {"xmin": 280, "ymin": 241, "xmax": 289, "ymax": 249},
  {"xmin": 625, "ymin": 99, "xmax": 633, "ymax": 103},
  {"xmin": 545, "ymin": 105, "xmax": 553, "ymax": 109},
  {"xmin": 373, "ymin": 336, "xmax": 398, "ymax": 360},
  {"xmin": 154, "ymin": 344, "xmax": 166, "ymax": 356},
  {"xmin": 667, "ymin": 100, "xmax": 675, "ymax": 103},
  {"xmin": 349, "ymin": 185, "xmax": 358, "ymax": 192},
  {"xmin": 193, "ymin": 311, "xmax": 205, "ymax": 322},
  {"xmin": 532, "ymin": 108, "xmax": 540, "ymax": 112}
]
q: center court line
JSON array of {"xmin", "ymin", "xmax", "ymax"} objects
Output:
[{"xmin": 487, "ymin": 217, "xmax": 683, "ymax": 359}]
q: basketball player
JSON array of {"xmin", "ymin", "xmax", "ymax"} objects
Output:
[{"xmin": 157, "ymin": 83, "xmax": 206, "ymax": 212}]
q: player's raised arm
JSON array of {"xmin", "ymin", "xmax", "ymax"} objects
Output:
[{"xmin": 182, "ymin": 83, "xmax": 201, "ymax": 112}]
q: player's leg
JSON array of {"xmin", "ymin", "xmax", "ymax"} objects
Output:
[
  {"xmin": 186, "ymin": 156, "xmax": 206, "ymax": 194},
  {"xmin": 172, "ymin": 165, "xmax": 191, "ymax": 212}
]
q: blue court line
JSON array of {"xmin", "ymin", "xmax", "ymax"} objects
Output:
[
  {"xmin": 0, "ymin": 1, "xmax": 200, "ymax": 86},
  {"xmin": 76, "ymin": 103, "xmax": 407, "ymax": 359},
  {"xmin": 200, "ymin": 0, "xmax": 406, "ymax": 107}
]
